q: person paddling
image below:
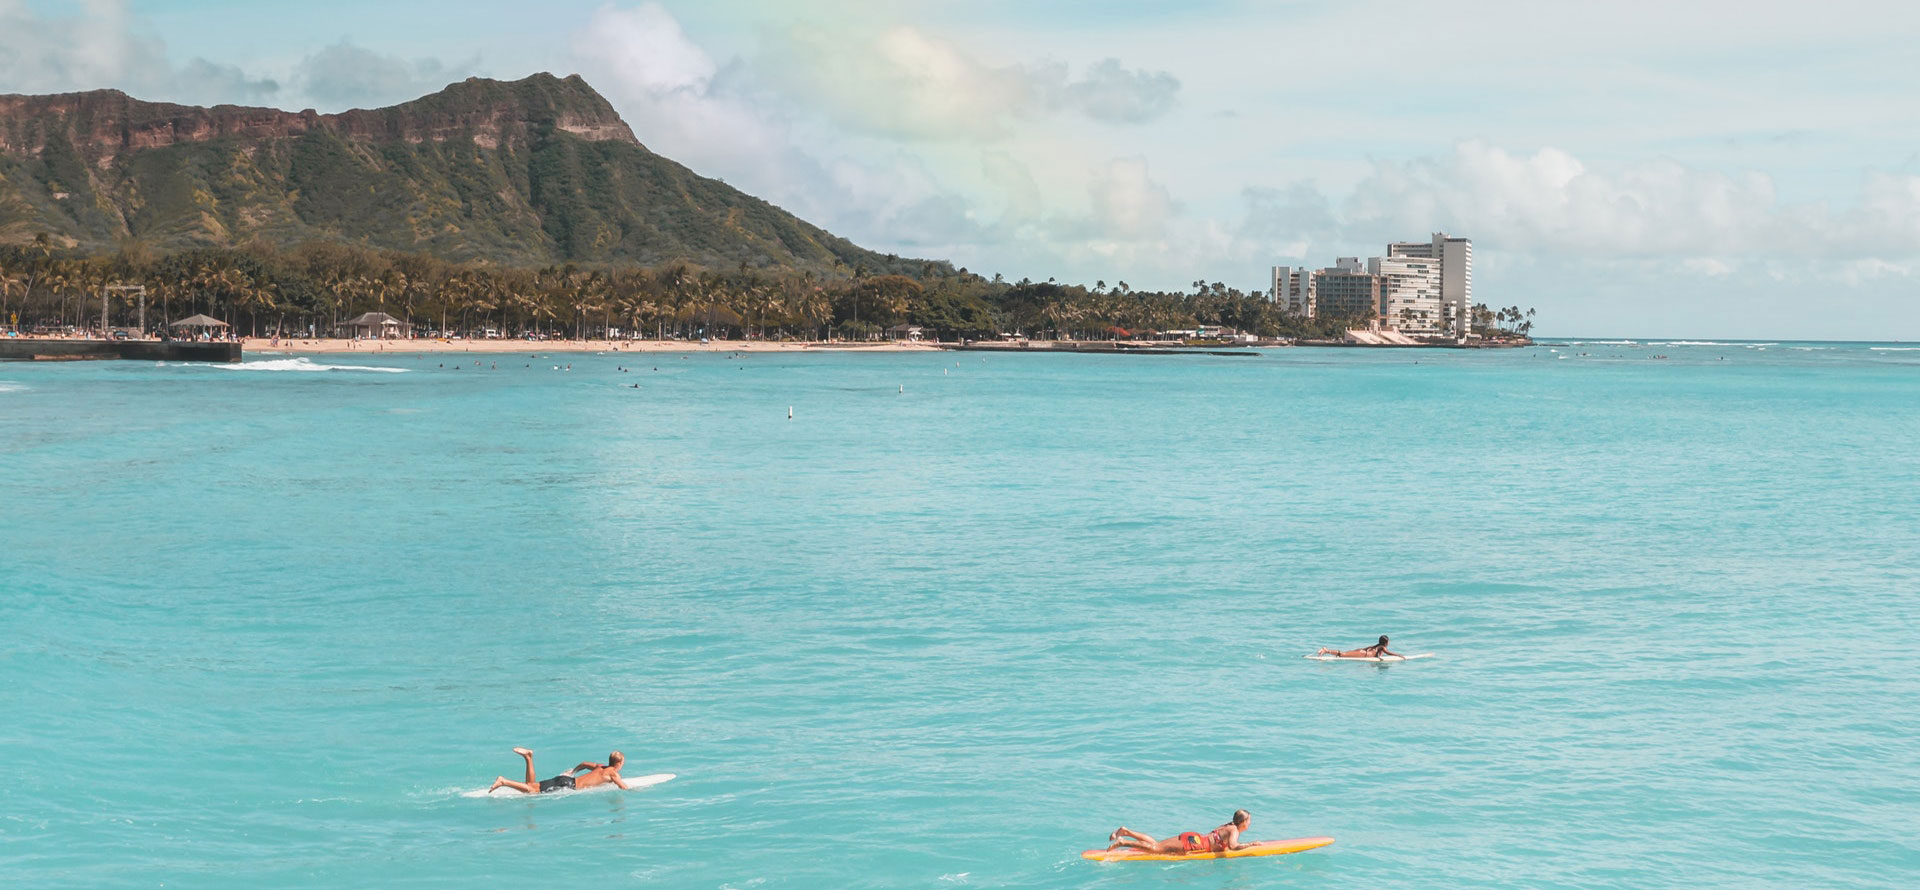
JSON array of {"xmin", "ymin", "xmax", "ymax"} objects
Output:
[
  {"xmin": 1315, "ymin": 635, "xmax": 1401, "ymax": 658},
  {"xmin": 488, "ymin": 747, "xmax": 631, "ymax": 794},
  {"xmin": 1106, "ymin": 809, "xmax": 1250, "ymax": 855}
]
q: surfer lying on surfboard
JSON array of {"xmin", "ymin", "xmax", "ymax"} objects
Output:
[
  {"xmin": 488, "ymin": 747, "xmax": 631, "ymax": 794},
  {"xmin": 1314, "ymin": 635, "xmax": 1401, "ymax": 659},
  {"xmin": 1106, "ymin": 809, "xmax": 1250, "ymax": 855}
]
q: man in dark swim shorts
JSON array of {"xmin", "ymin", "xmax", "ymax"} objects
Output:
[{"xmin": 488, "ymin": 747, "xmax": 630, "ymax": 794}]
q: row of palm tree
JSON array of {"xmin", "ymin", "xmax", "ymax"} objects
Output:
[{"xmin": 1, "ymin": 240, "xmax": 1534, "ymax": 341}]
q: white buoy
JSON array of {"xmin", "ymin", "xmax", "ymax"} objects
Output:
[
  {"xmin": 899, "ymin": 384, "xmax": 904, "ymax": 393},
  {"xmin": 788, "ymin": 406, "xmax": 794, "ymax": 419}
]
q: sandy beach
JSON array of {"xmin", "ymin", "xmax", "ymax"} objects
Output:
[{"xmin": 244, "ymin": 337, "xmax": 943, "ymax": 355}]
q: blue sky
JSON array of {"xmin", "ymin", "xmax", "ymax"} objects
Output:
[{"xmin": 5, "ymin": 0, "xmax": 1919, "ymax": 337}]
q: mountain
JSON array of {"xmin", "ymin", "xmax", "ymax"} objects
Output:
[{"xmin": 0, "ymin": 73, "xmax": 924, "ymax": 275}]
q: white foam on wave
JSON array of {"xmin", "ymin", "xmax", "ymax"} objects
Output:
[
  {"xmin": 216, "ymin": 357, "xmax": 410, "ymax": 373},
  {"xmin": 1649, "ymin": 340, "xmax": 1733, "ymax": 346},
  {"xmin": 0, "ymin": 382, "xmax": 25, "ymax": 393},
  {"xmin": 1870, "ymin": 346, "xmax": 1920, "ymax": 351}
]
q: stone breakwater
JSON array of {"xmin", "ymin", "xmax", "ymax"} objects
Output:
[{"xmin": 0, "ymin": 338, "xmax": 240, "ymax": 363}]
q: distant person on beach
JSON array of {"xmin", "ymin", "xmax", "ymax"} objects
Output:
[
  {"xmin": 1315, "ymin": 635, "xmax": 1400, "ymax": 658},
  {"xmin": 1107, "ymin": 809, "xmax": 1250, "ymax": 854},
  {"xmin": 487, "ymin": 747, "xmax": 630, "ymax": 794}
]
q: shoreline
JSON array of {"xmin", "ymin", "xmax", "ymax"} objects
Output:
[
  {"xmin": 244, "ymin": 338, "xmax": 943, "ymax": 355},
  {"xmin": 3, "ymin": 334, "xmax": 1533, "ymax": 361}
]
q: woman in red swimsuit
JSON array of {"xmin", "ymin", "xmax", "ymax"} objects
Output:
[{"xmin": 1106, "ymin": 809, "xmax": 1249, "ymax": 855}]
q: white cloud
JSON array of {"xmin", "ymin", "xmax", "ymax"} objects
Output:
[
  {"xmin": 751, "ymin": 24, "xmax": 1179, "ymax": 139},
  {"xmin": 0, "ymin": 0, "xmax": 278, "ymax": 104},
  {"xmin": 1061, "ymin": 59, "xmax": 1179, "ymax": 124},
  {"xmin": 1235, "ymin": 142, "xmax": 1920, "ymax": 266},
  {"xmin": 1082, "ymin": 157, "xmax": 1174, "ymax": 242},
  {"xmin": 570, "ymin": 3, "xmax": 993, "ymax": 261},
  {"xmin": 573, "ymin": 4, "xmax": 812, "ymax": 197},
  {"xmin": 291, "ymin": 42, "xmax": 478, "ymax": 111},
  {"xmin": 1684, "ymin": 258, "xmax": 1733, "ymax": 277}
]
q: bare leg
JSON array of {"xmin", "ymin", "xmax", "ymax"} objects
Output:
[
  {"xmin": 1108, "ymin": 827, "xmax": 1157, "ymax": 850},
  {"xmin": 515, "ymin": 747, "xmax": 536, "ymax": 785},
  {"xmin": 1145, "ymin": 837, "xmax": 1192, "ymax": 855},
  {"xmin": 490, "ymin": 777, "xmax": 537, "ymax": 794}
]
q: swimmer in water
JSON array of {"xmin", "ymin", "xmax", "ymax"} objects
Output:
[
  {"xmin": 487, "ymin": 747, "xmax": 630, "ymax": 794},
  {"xmin": 1313, "ymin": 636, "xmax": 1405, "ymax": 655},
  {"xmin": 1107, "ymin": 810, "xmax": 1250, "ymax": 855},
  {"xmin": 1315, "ymin": 635, "xmax": 1400, "ymax": 658}
]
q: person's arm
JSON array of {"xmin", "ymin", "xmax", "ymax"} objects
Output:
[
  {"xmin": 570, "ymin": 761, "xmax": 602, "ymax": 774},
  {"xmin": 610, "ymin": 772, "xmax": 629, "ymax": 790}
]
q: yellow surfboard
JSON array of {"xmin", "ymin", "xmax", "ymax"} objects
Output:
[{"xmin": 1082, "ymin": 836, "xmax": 1334, "ymax": 862}]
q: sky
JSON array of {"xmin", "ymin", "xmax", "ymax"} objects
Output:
[{"xmin": 3, "ymin": 0, "xmax": 1919, "ymax": 338}]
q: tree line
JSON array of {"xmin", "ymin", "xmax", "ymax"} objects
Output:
[{"xmin": 0, "ymin": 238, "xmax": 1536, "ymax": 341}]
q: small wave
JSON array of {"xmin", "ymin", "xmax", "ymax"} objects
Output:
[
  {"xmin": 216, "ymin": 357, "xmax": 410, "ymax": 373},
  {"xmin": 1870, "ymin": 346, "xmax": 1920, "ymax": 351},
  {"xmin": 0, "ymin": 382, "xmax": 25, "ymax": 393},
  {"xmin": 1649, "ymin": 340, "xmax": 1732, "ymax": 346},
  {"xmin": 1563, "ymin": 340, "xmax": 1636, "ymax": 345}
]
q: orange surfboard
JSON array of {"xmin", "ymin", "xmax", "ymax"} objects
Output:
[{"xmin": 1082, "ymin": 835, "xmax": 1334, "ymax": 862}]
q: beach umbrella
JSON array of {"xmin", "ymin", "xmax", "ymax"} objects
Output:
[{"xmin": 169, "ymin": 314, "xmax": 230, "ymax": 328}]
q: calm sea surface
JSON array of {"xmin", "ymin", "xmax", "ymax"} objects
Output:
[{"xmin": 3, "ymin": 341, "xmax": 1918, "ymax": 889}]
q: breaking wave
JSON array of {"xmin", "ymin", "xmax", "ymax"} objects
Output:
[{"xmin": 215, "ymin": 357, "xmax": 410, "ymax": 373}]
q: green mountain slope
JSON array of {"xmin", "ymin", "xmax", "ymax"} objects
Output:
[{"xmin": 0, "ymin": 73, "xmax": 922, "ymax": 275}]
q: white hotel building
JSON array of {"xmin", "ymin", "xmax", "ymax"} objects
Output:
[
  {"xmin": 1270, "ymin": 265, "xmax": 1315, "ymax": 317},
  {"xmin": 1368, "ymin": 255, "xmax": 1443, "ymax": 335},
  {"xmin": 1270, "ymin": 232, "xmax": 1473, "ymax": 337},
  {"xmin": 1388, "ymin": 233, "xmax": 1472, "ymax": 337}
]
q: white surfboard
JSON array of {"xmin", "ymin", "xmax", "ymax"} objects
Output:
[
  {"xmin": 1303, "ymin": 653, "xmax": 1434, "ymax": 663},
  {"xmin": 462, "ymin": 772, "xmax": 676, "ymax": 798}
]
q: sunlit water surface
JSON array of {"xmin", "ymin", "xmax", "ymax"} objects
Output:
[{"xmin": 3, "ymin": 341, "xmax": 1917, "ymax": 889}]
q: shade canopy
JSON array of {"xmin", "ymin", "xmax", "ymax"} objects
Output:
[
  {"xmin": 169, "ymin": 314, "xmax": 230, "ymax": 327},
  {"xmin": 341, "ymin": 312, "xmax": 406, "ymax": 327}
]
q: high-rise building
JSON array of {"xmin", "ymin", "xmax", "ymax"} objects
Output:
[
  {"xmin": 1312, "ymin": 258, "xmax": 1380, "ymax": 320},
  {"xmin": 1369, "ymin": 255, "xmax": 1443, "ymax": 335},
  {"xmin": 1270, "ymin": 265, "xmax": 1316, "ymax": 316},
  {"xmin": 1388, "ymin": 233, "xmax": 1472, "ymax": 336}
]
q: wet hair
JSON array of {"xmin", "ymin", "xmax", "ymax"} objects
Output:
[
  {"xmin": 608, "ymin": 751, "xmax": 624, "ymax": 765},
  {"xmin": 1378, "ymin": 635, "xmax": 1389, "ymax": 646},
  {"xmin": 1232, "ymin": 809, "xmax": 1250, "ymax": 827}
]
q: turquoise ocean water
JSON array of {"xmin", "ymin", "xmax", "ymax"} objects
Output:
[{"xmin": 3, "ymin": 341, "xmax": 1918, "ymax": 888}]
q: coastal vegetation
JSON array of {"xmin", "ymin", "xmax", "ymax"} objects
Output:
[
  {"xmin": 0, "ymin": 75, "xmax": 1536, "ymax": 343},
  {"xmin": 0, "ymin": 240, "xmax": 1537, "ymax": 341}
]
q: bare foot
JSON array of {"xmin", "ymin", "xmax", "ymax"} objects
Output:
[
  {"xmin": 488, "ymin": 777, "xmax": 505, "ymax": 792},
  {"xmin": 513, "ymin": 747, "xmax": 533, "ymax": 757}
]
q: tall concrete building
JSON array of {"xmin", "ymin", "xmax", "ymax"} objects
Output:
[
  {"xmin": 1368, "ymin": 255, "xmax": 1443, "ymax": 335},
  {"xmin": 1270, "ymin": 265, "xmax": 1316, "ymax": 316},
  {"xmin": 1388, "ymin": 233, "xmax": 1472, "ymax": 336},
  {"xmin": 1312, "ymin": 258, "xmax": 1380, "ymax": 321}
]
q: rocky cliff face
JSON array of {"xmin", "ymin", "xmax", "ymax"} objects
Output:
[
  {"xmin": 0, "ymin": 74, "xmax": 640, "ymax": 166},
  {"xmin": 0, "ymin": 74, "xmax": 905, "ymax": 275}
]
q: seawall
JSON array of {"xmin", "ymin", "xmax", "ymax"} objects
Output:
[{"xmin": 0, "ymin": 339, "xmax": 242, "ymax": 363}]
